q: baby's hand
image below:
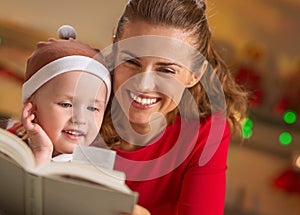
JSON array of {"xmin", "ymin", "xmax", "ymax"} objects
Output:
[{"xmin": 22, "ymin": 102, "xmax": 53, "ymax": 166}]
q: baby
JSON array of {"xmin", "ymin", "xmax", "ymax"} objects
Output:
[{"xmin": 20, "ymin": 25, "xmax": 111, "ymax": 166}]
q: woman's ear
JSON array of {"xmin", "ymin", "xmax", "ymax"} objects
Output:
[
  {"xmin": 112, "ymin": 26, "xmax": 117, "ymax": 43},
  {"xmin": 186, "ymin": 60, "xmax": 208, "ymax": 88}
]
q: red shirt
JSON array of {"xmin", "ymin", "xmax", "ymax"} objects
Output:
[{"xmin": 114, "ymin": 114, "xmax": 230, "ymax": 215}]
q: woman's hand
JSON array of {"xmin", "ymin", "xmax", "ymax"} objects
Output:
[
  {"xmin": 122, "ymin": 205, "xmax": 151, "ymax": 215},
  {"xmin": 21, "ymin": 102, "xmax": 53, "ymax": 166}
]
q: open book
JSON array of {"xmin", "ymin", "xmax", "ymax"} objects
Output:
[{"xmin": 0, "ymin": 128, "xmax": 138, "ymax": 215}]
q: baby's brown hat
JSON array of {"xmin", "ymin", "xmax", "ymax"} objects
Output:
[{"xmin": 22, "ymin": 25, "xmax": 111, "ymax": 105}]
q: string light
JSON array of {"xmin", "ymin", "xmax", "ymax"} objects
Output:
[
  {"xmin": 242, "ymin": 117, "xmax": 253, "ymax": 139},
  {"xmin": 279, "ymin": 132, "xmax": 292, "ymax": 145},
  {"xmin": 295, "ymin": 155, "xmax": 300, "ymax": 169},
  {"xmin": 283, "ymin": 110, "xmax": 297, "ymax": 124}
]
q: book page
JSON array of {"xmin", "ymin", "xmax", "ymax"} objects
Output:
[
  {"xmin": 0, "ymin": 128, "xmax": 35, "ymax": 170},
  {"xmin": 35, "ymin": 162, "xmax": 133, "ymax": 194},
  {"xmin": 42, "ymin": 176, "xmax": 137, "ymax": 215},
  {"xmin": 72, "ymin": 145, "xmax": 116, "ymax": 170},
  {"xmin": 0, "ymin": 152, "xmax": 27, "ymax": 214}
]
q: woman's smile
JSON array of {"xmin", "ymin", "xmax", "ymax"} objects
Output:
[{"xmin": 129, "ymin": 91, "xmax": 161, "ymax": 108}]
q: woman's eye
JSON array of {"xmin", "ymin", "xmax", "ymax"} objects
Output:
[
  {"xmin": 158, "ymin": 68, "xmax": 176, "ymax": 74},
  {"xmin": 58, "ymin": 102, "xmax": 72, "ymax": 108},
  {"xmin": 123, "ymin": 58, "xmax": 140, "ymax": 67},
  {"xmin": 87, "ymin": 106, "xmax": 99, "ymax": 112}
]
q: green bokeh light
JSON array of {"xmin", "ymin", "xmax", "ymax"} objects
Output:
[
  {"xmin": 242, "ymin": 127, "xmax": 252, "ymax": 139},
  {"xmin": 243, "ymin": 118, "xmax": 253, "ymax": 129},
  {"xmin": 279, "ymin": 132, "xmax": 292, "ymax": 145},
  {"xmin": 283, "ymin": 110, "xmax": 297, "ymax": 124},
  {"xmin": 242, "ymin": 118, "xmax": 253, "ymax": 139}
]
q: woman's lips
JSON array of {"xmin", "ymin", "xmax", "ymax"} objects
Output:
[{"xmin": 129, "ymin": 91, "xmax": 161, "ymax": 109}]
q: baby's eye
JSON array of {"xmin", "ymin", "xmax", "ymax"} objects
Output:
[
  {"xmin": 87, "ymin": 106, "xmax": 99, "ymax": 112},
  {"xmin": 58, "ymin": 102, "xmax": 72, "ymax": 108}
]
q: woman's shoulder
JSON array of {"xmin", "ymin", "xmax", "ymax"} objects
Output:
[{"xmin": 171, "ymin": 114, "xmax": 230, "ymax": 148}]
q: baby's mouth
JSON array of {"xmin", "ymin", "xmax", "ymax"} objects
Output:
[{"xmin": 63, "ymin": 129, "xmax": 85, "ymax": 137}]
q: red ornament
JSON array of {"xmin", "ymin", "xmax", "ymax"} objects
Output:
[{"xmin": 273, "ymin": 168, "xmax": 300, "ymax": 194}]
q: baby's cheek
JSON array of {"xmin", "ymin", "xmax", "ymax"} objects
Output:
[{"xmin": 95, "ymin": 113, "xmax": 104, "ymax": 126}]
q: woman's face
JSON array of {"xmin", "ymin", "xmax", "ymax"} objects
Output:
[{"xmin": 113, "ymin": 21, "xmax": 200, "ymax": 127}]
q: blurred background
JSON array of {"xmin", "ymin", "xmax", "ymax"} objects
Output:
[{"xmin": 0, "ymin": 0, "xmax": 300, "ymax": 214}]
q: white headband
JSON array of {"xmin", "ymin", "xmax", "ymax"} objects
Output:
[{"xmin": 22, "ymin": 55, "xmax": 111, "ymax": 105}]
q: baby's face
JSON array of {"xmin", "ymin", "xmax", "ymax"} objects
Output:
[{"xmin": 32, "ymin": 71, "xmax": 107, "ymax": 154}]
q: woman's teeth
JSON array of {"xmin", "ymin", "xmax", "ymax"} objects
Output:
[{"xmin": 130, "ymin": 92, "xmax": 157, "ymax": 105}]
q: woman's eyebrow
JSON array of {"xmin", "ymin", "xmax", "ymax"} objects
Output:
[
  {"xmin": 120, "ymin": 50, "xmax": 140, "ymax": 59},
  {"xmin": 156, "ymin": 62, "xmax": 182, "ymax": 68},
  {"xmin": 120, "ymin": 50, "xmax": 183, "ymax": 68}
]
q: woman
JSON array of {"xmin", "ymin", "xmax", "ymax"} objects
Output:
[{"xmin": 101, "ymin": 0, "xmax": 248, "ymax": 214}]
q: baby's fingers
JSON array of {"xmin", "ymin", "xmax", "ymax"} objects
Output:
[{"xmin": 23, "ymin": 114, "xmax": 36, "ymax": 131}]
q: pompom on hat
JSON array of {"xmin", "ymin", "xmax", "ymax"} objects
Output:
[{"xmin": 22, "ymin": 25, "xmax": 111, "ymax": 105}]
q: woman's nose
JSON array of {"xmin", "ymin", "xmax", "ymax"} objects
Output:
[{"xmin": 136, "ymin": 68, "xmax": 156, "ymax": 92}]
